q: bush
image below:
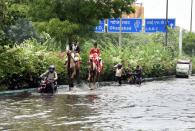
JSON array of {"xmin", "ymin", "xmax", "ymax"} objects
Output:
[
  {"xmin": 81, "ymin": 40, "xmax": 176, "ymax": 79},
  {"xmin": 0, "ymin": 33, "xmax": 178, "ymax": 90},
  {"xmin": 0, "ymin": 39, "xmax": 66, "ymax": 89}
]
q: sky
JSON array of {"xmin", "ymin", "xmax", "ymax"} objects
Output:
[{"xmin": 136, "ymin": 0, "xmax": 195, "ymax": 32}]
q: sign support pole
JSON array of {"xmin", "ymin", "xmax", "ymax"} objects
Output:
[
  {"xmin": 179, "ymin": 27, "xmax": 183, "ymax": 56},
  {"xmin": 165, "ymin": 0, "xmax": 169, "ymax": 46},
  {"xmin": 119, "ymin": 17, "xmax": 122, "ymax": 46},
  {"xmin": 190, "ymin": 0, "xmax": 193, "ymax": 32}
]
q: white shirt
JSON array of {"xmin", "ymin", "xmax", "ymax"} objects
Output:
[
  {"xmin": 40, "ymin": 71, "xmax": 58, "ymax": 81},
  {"xmin": 115, "ymin": 68, "xmax": 123, "ymax": 77}
]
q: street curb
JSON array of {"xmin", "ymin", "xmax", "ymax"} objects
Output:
[
  {"xmin": 143, "ymin": 75, "xmax": 175, "ymax": 82},
  {"xmin": 0, "ymin": 75, "xmax": 176, "ymax": 96},
  {"xmin": 0, "ymin": 88, "xmax": 36, "ymax": 96},
  {"xmin": 98, "ymin": 75, "xmax": 176, "ymax": 86}
]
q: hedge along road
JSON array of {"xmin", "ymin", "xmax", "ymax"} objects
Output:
[{"xmin": 0, "ymin": 77, "xmax": 195, "ymax": 130}]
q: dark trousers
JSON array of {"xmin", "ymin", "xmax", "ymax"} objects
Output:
[{"xmin": 116, "ymin": 76, "xmax": 122, "ymax": 85}]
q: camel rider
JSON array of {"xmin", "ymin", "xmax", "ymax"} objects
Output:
[
  {"xmin": 89, "ymin": 42, "xmax": 103, "ymax": 72},
  {"xmin": 90, "ymin": 42, "xmax": 100, "ymax": 59},
  {"xmin": 40, "ymin": 65, "xmax": 58, "ymax": 87},
  {"xmin": 72, "ymin": 41, "xmax": 81, "ymax": 63},
  {"xmin": 65, "ymin": 44, "xmax": 79, "ymax": 79},
  {"xmin": 72, "ymin": 41, "xmax": 80, "ymax": 53},
  {"xmin": 87, "ymin": 42, "xmax": 103, "ymax": 81}
]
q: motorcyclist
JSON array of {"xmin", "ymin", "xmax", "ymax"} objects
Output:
[{"xmin": 39, "ymin": 65, "xmax": 58, "ymax": 92}]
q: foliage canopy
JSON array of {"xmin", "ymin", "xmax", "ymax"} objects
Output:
[{"xmin": 28, "ymin": 0, "xmax": 135, "ymax": 42}]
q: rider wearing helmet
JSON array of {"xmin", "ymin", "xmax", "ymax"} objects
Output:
[{"xmin": 40, "ymin": 65, "xmax": 58, "ymax": 89}]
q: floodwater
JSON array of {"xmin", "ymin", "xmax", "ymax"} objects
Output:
[{"xmin": 1, "ymin": 77, "xmax": 195, "ymax": 131}]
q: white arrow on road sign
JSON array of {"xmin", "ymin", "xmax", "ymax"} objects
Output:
[{"xmin": 170, "ymin": 23, "xmax": 174, "ymax": 29}]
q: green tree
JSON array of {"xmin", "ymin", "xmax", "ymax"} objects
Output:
[
  {"xmin": 183, "ymin": 33, "xmax": 195, "ymax": 56},
  {"xmin": 0, "ymin": 0, "xmax": 12, "ymax": 46},
  {"xmin": 7, "ymin": 18, "xmax": 39, "ymax": 44},
  {"xmin": 0, "ymin": 0, "xmax": 31, "ymax": 46},
  {"xmin": 28, "ymin": 0, "xmax": 135, "ymax": 43}
]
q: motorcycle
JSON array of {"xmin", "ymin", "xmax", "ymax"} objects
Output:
[
  {"xmin": 127, "ymin": 72, "xmax": 142, "ymax": 85},
  {"xmin": 37, "ymin": 78, "xmax": 57, "ymax": 93}
]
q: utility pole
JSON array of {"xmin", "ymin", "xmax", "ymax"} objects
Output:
[
  {"xmin": 179, "ymin": 27, "xmax": 183, "ymax": 56},
  {"xmin": 165, "ymin": 0, "xmax": 169, "ymax": 46},
  {"xmin": 190, "ymin": 0, "xmax": 193, "ymax": 32},
  {"xmin": 105, "ymin": 19, "xmax": 108, "ymax": 33}
]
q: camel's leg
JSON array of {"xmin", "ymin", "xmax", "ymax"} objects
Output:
[
  {"xmin": 71, "ymin": 67, "xmax": 76, "ymax": 79},
  {"xmin": 75, "ymin": 63, "xmax": 80, "ymax": 84}
]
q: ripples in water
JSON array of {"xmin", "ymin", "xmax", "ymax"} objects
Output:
[{"xmin": 0, "ymin": 78, "xmax": 195, "ymax": 130}]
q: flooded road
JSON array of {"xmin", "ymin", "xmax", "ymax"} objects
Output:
[{"xmin": 1, "ymin": 77, "xmax": 195, "ymax": 131}]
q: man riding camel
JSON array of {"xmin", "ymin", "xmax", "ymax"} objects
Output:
[
  {"xmin": 65, "ymin": 42, "xmax": 80, "ymax": 79},
  {"xmin": 65, "ymin": 40, "xmax": 82, "ymax": 89},
  {"xmin": 88, "ymin": 42, "xmax": 103, "ymax": 81},
  {"xmin": 72, "ymin": 41, "xmax": 82, "ymax": 66}
]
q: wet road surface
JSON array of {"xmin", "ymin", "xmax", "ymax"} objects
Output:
[{"xmin": 0, "ymin": 77, "xmax": 195, "ymax": 131}]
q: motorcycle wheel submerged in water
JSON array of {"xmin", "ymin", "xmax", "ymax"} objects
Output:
[{"xmin": 38, "ymin": 82, "xmax": 57, "ymax": 93}]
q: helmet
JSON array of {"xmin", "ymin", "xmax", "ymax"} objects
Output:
[{"xmin": 48, "ymin": 65, "xmax": 55, "ymax": 73}]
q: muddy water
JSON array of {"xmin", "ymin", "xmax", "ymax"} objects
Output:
[{"xmin": 0, "ymin": 77, "xmax": 195, "ymax": 131}]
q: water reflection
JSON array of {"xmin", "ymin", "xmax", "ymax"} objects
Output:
[
  {"xmin": 0, "ymin": 92, "xmax": 100, "ymax": 130},
  {"xmin": 0, "ymin": 77, "xmax": 195, "ymax": 130}
]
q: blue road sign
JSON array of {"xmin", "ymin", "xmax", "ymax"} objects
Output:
[
  {"xmin": 145, "ymin": 19, "xmax": 176, "ymax": 33},
  {"xmin": 95, "ymin": 19, "xmax": 105, "ymax": 33},
  {"xmin": 107, "ymin": 18, "xmax": 142, "ymax": 33}
]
